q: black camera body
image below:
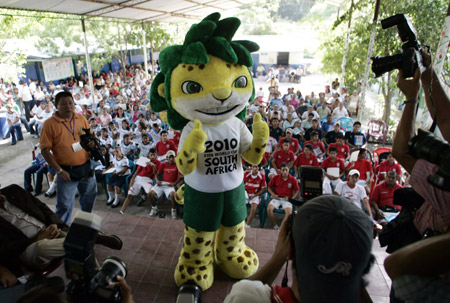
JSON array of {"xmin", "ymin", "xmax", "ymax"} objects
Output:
[
  {"xmin": 64, "ymin": 212, "xmax": 127, "ymax": 303},
  {"xmin": 409, "ymin": 129, "xmax": 450, "ymax": 191},
  {"xmin": 80, "ymin": 128, "xmax": 108, "ymax": 166},
  {"xmin": 371, "ymin": 14, "xmax": 425, "ymax": 78}
]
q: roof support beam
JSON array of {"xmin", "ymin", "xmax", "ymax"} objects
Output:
[{"xmin": 81, "ymin": 17, "xmax": 95, "ymax": 105}]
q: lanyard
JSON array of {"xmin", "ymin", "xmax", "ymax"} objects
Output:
[{"xmin": 62, "ymin": 118, "xmax": 76, "ymax": 141}]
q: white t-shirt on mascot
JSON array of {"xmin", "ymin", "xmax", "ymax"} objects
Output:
[{"xmin": 178, "ymin": 117, "xmax": 252, "ymax": 193}]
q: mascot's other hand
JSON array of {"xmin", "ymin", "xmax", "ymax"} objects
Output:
[
  {"xmin": 186, "ymin": 120, "xmax": 207, "ymax": 154},
  {"xmin": 251, "ymin": 113, "xmax": 269, "ymax": 145}
]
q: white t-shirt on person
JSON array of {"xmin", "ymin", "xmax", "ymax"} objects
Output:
[
  {"xmin": 113, "ymin": 156, "xmax": 130, "ymax": 176},
  {"xmin": 178, "ymin": 117, "xmax": 252, "ymax": 193},
  {"xmin": 334, "ymin": 181, "xmax": 367, "ymax": 209}
]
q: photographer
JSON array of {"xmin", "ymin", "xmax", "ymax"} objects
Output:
[
  {"xmin": 384, "ymin": 232, "xmax": 450, "ymax": 302},
  {"xmin": 393, "ymin": 51, "xmax": 450, "ymax": 236},
  {"xmin": 40, "ymin": 91, "xmax": 97, "ymax": 225}
]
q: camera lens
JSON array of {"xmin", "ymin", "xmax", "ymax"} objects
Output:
[
  {"xmin": 99, "ymin": 256, "xmax": 127, "ymax": 284},
  {"xmin": 371, "ymin": 54, "xmax": 403, "ymax": 77},
  {"xmin": 409, "ymin": 130, "xmax": 449, "ymax": 164}
]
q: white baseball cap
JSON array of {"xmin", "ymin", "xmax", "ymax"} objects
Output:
[{"xmin": 348, "ymin": 169, "xmax": 360, "ymax": 177}]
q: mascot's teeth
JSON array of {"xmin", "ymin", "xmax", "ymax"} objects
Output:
[{"xmin": 201, "ymin": 106, "xmax": 234, "ymax": 114}]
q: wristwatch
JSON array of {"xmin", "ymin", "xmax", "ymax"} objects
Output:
[{"xmin": 57, "ymin": 168, "xmax": 64, "ymax": 175}]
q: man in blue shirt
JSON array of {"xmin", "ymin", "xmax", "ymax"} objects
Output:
[{"xmin": 345, "ymin": 121, "xmax": 367, "ymax": 149}]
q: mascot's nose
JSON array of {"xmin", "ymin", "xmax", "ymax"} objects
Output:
[{"xmin": 213, "ymin": 88, "xmax": 232, "ymax": 102}]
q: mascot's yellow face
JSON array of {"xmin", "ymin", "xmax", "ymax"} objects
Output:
[{"xmin": 168, "ymin": 55, "xmax": 253, "ymax": 124}]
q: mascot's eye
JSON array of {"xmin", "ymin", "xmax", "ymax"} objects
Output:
[
  {"xmin": 233, "ymin": 76, "xmax": 248, "ymax": 88},
  {"xmin": 181, "ymin": 81, "xmax": 203, "ymax": 94}
]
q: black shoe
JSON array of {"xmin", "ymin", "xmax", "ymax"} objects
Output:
[
  {"xmin": 106, "ymin": 199, "xmax": 114, "ymax": 206},
  {"xmin": 111, "ymin": 201, "xmax": 120, "ymax": 208},
  {"xmin": 137, "ymin": 198, "xmax": 146, "ymax": 206},
  {"xmin": 96, "ymin": 234, "xmax": 123, "ymax": 250}
]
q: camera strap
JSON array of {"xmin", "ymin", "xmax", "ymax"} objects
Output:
[{"xmin": 62, "ymin": 118, "xmax": 76, "ymax": 141}]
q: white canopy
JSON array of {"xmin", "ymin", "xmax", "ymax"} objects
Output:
[{"xmin": 0, "ymin": 0, "xmax": 350, "ymax": 22}]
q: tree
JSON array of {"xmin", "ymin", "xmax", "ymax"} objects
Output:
[
  {"xmin": 0, "ymin": 10, "xmax": 44, "ymax": 82},
  {"xmin": 236, "ymin": 0, "xmax": 279, "ymax": 35},
  {"xmin": 320, "ymin": 0, "xmax": 448, "ymax": 126}
]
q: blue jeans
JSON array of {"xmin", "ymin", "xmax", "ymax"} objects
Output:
[
  {"xmin": 8, "ymin": 122, "xmax": 23, "ymax": 144},
  {"xmin": 56, "ymin": 174, "xmax": 97, "ymax": 225},
  {"xmin": 24, "ymin": 164, "xmax": 48, "ymax": 194}
]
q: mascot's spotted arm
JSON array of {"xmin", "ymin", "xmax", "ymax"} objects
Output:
[{"xmin": 150, "ymin": 13, "xmax": 269, "ymax": 291}]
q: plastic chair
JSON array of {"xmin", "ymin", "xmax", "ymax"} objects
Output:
[
  {"xmin": 371, "ymin": 147, "xmax": 393, "ymax": 192},
  {"xmin": 337, "ymin": 117, "xmax": 353, "ymax": 132},
  {"xmin": 22, "ymin": 257, "xmax": 63, "ymax": 283},
  {"xmin": 372, "ymin": 147, "xmax": 391, "ymax": 167},
  {"xmin": 31, "ymin": 151, "xmax": 50, "ymax": 189},
  {"xmin": 366, "ymin": 120, "xmax": 387, "ymax": 146}
]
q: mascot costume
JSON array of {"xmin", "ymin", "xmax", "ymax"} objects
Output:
[{"xmin": 150, "ymin": 12, "xmax": 269, "ymax": 291}]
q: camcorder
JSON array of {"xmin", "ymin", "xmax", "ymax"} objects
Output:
[
  {"xmin": 371, "ymin": 14, "xmax": 425, "ymax": 78},
  {"xmin": 409, "ymin": 129, "xmax": 450, "ymax": 191},
  {"xmin": 80, "ymin": 128, "xmax": 108, "ymax": 166},
  {"xmin": 64, "ymin": 212, "xmax": 128, "ymax": 303}
]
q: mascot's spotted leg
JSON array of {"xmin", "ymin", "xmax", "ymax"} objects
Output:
[
  {"xmin": 150, "ymin": 12, "xmax": 269, "ymax": 291},
  {"xmin": 175, "ymin": 226, "xmax": 215, "ymax": 290},
  {"xmin": 215, "ymin": 222, "xmax": 258, "ymax": 278}
]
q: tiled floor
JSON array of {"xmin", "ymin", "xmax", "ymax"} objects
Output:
[{"xmin": 55, "ymin": 209, "xmax": 391, "ymax": 303}]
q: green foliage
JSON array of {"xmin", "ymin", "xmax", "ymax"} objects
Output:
[
  {"xmin": 236, "ymin": 0, "xmax": 278, "ymax": 35},
  {"xmin": 277, "ymin": 0, "xmax": 315, "ymax": 22}
]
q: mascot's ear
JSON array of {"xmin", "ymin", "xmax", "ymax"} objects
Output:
[
  {"xmin": 157, "ymin": 83, "xmax": 165, "ymax": 98},
  {"xmin": 150, "ymin": 72, "xmax": 169, "ymax": 112}
]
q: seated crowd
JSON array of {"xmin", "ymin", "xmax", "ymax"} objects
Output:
[
  {"xmin": 1, "ymin": 61, "xmax": 449, "ymax": 303},
  {"xmin": 1, "ymin": 68, "xmax": 406, "ymax": 227}
]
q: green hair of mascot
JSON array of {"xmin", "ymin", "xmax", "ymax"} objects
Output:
[{"xmin": 150, "ymin": 12, "xmax": 260, "ymax": 131}]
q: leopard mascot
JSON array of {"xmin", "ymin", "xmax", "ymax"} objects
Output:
[{"xmin": 150, "ymin": 12, "xmax": 269, "ymax": 291}]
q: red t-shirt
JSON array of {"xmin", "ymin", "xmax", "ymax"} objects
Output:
[
  {"xmin": 321, "ymin": 157, "xmax": 345, "ymax": 172},
  {"xmin": 375, "ymin": 160, "xmax": 402, "ymax": 181},
  {"xmin": 304, "ymin": 140, "xmax": 326, "ymax": 157},
  {"xmin": 137, "ymin": 159, "xmax": 161, "ymax": 179},
  {"xmin": 328, "ymin": 142, "xmax": 350, "ymax": 160},
  {"xmin": 155, "ymin": 139, "xmax": 177, "ymax": 156},
  {"xmin": 278, "ymin": 137, "xmax": 301, "ymax": 154},
  {"xmin": 269, "ymin": 174, "xmax": 299, "ymax": 197},
  {"xmin": 172, "ymin": 131, "xmax": 181, "ymax": 148},
  {"xmin": 244, "ymin": 170, "xmax": 266, "ymax": 195},
  {"xmin": 370, "ymin": 181, "xmax": 403, "ymax": 210},
  {"xmin": 157, "ymin": 162, "xmax": 179, "ymax": 183},
  {"xmin": 294, "ymin": 152, "xmax": 319, "ymax": 167},
  {"xmin": 347, "ymin": 159, "xmax": 373, "ymax": 180},
  {"xmin": 272, "ymin": 149, "xmax": 295, "ymax": 168}
]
